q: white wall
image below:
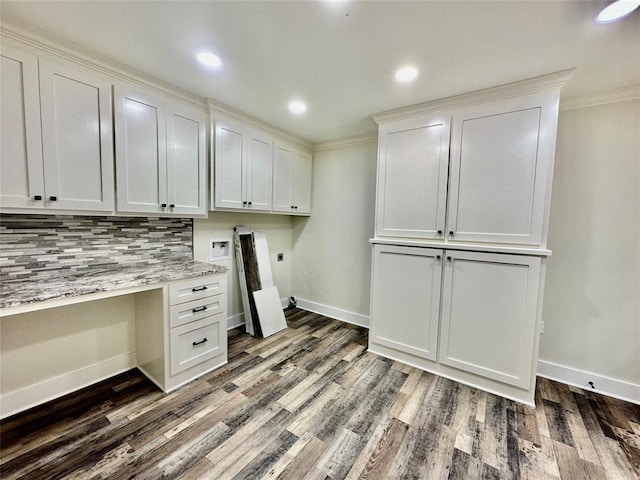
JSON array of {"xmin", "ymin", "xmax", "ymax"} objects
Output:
[
  {"xmin": 291, "ymin": 140, "xmax": 378, "ymax": 325},
  {"xmin": 0, "ymin": 296, "xmax": 136, "ymax": 417},
  {"xmin": 193, "ymin": 212, "xmax": 293, "ymax": 328},
  {"xmin": 540, "ymin": 99, "xmax": 640, "ymax": 389}
]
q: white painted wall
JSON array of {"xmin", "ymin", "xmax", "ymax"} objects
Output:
[
  {"xmin": 0, "ymin": 295, "xmax": 136, "ymax": 417},
  {"xmin": 540, "ymin": 99, "xmax": 640, "ymax": 388},
  {"xmin": 193, "ymin": 212, "xmax": 293, "ymax": 328},
  {"xmin": 291, "ymin": 140, "xmax": 378, "ymax": 326}
]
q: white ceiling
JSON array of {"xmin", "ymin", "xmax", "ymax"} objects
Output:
[{"xmin": 1, "ymin": 1, "xmax": 639, "ymax": 144}]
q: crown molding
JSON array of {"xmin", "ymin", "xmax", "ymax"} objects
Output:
[
  {"xmin": 207, "ymin": 98, "xmax": 313, "ymax": 151},
  {"xmin": 560, "ymin": 84, "xmax": 640, "ymax": 111},
  {"xmin": 372, "ymin": 68, "xmax": 576, "ymax": 124},
  {"xmin": 313, "ymin": 135, "xmax": 377, "ymax": 152},
  {"xmin": 1, "ymin": 22, "xmax": 207, "ymax": 111}
]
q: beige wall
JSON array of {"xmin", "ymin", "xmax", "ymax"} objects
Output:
[
  {"xmin": 292, "ymin": 141, "xmax": 377, "ymax": 321},
  {"xmin": 0, "ymin": 295, "xmax": 136, "ymax": 417},
  {"xmin": 540, "ymin": 99, "xmax": 640, "ymax": 385},
  {"xmin": 193, "ymin": 212, "xmax": 293, "ymax": 326}
]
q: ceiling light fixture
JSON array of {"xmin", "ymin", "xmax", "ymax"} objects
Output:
[
  {"xmin": 395, "ymin": 66, "xmax": 418, "ymax": 83},
  {"xmin": 196, "ymin": 51, "xmax": 223, "ymax": 69},
  {"xmin": 595, "ymin": 0, "xmax": 640, "ymax": 23},
  {"xmin": 288, "ymin": 100, "xmax": 307, "ymax": 115}
]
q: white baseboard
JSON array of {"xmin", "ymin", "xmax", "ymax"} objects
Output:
[
  {"xmin": 0, "ymin": 351, "xmax": 137, "ymax": 419},
  {"xmin": 227, "ymin": 312, "xmax": 245, "ymax": 330},
  {"xmin": 537, "ymin": 360, "xmax": 640, "ymax": 405},
  {"xmin": 295, "ymin": 298, "xmax": 370, "ymax": 328}
]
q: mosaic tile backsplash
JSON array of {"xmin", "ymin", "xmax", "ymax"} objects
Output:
[{"xmin": 0, "ymin": 215, "xmax": 193, "ymax": 281}]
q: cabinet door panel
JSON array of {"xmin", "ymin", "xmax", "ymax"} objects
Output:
[
  {"xmin": 370, "ymin": 245, "xmax": 442, "ymax": 361},
  {"xmin": 115, "ymin": 87, "xmax": 166, "ymax": 213},
  {"xmin": 170, "ymin": 313, "xmax": 224, "ymax": 375},
  {"xmin": 295, "ymin": 151, "xmax": 312, "ymax": 214},
  {"xmin": 448, "ymin": 93, "xmax": 555, "ymax": 245},
  {"xmin": 439, "ymin": 251, "xmax": 540, "ymax": 388},
  {"xmin": 39, "ymin": 60, "xmax": 114, "ymax": 211},
  {"xmin": 273, "ymin": 143, "xmax": 294, "ymax": 212},
  {"xmin": 214, "ymin": 122, "xmax": 244, "ymax": 209},
  {"xmin": 376, "ymin": 117, "xmax": 450, "ymax": 239},
  {"xmin": 246, "ymin": 132, "xmax": 273, "ymax": 211},
  {"xmin": 167, "ymin": 105, "xmax": 206, "ymax": 215},
  {"xmin": 0, "ymin": 47, "xmax": 45, "ymax": 209}
]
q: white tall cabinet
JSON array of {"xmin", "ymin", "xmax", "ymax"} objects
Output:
[
  {"xmin": 1, "ymin": 46, "xmax": 114, "ymax": 212},
  {"xmin": 369, "ymin": 70, "xmax": 573, "ymax": 405},
  {"xmin": 114, "ymin": 85, "xmax": 207, "ymax": 216}
]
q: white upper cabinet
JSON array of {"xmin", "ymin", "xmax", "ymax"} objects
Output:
[
  {"xmin": 273, "ymin": 142, "xmax": 312, "ymax": 215},
  {"xmin": 115, "ymin": 85, "xmax": 206, "ymax": 216},
  {"xmin": 447, "ymin": 92, "xmax": 557, "ymax": 246},
  {"xmin": 1, "ymin": 47, "xmax": 114, "ymax": 212},
  {"xmin": 39, "ymin": 59, "xmax": 114, "ymax": 211},
  {"xmin": 438, "ymin": 250, "xmax": 541, "ymax": 389},
  {"xmin": 0, "ymin": 46, "xmax": 44, "ymax": 209},
  {"xmin": 375, "ymin": 116, "xmax": 450, "ymax": 239},
  {"xmin": 213, "ymin": 118, "xmax": 273, "ymax": 212},
  {"xmin": 166, "ymin": 104, "xmax": 207, "ymax": 215}
]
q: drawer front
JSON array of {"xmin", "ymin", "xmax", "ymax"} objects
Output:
[
  {"xmin": 169, "ymin": 275, "xmax": 226, "ymax": 306},
  {"xmin": 170, "ymin": 294, "xmax": 226, "ymax": 328},
  {"xmin": 170, "ymin": 313, "xmax": 225, "ymax": 376}
]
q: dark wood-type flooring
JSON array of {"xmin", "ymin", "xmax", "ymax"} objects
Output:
[{"xmin": 1, "ymin": 308, "xmax": 638, "ymax": 479}]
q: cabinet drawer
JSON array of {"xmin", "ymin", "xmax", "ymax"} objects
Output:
[
  {"xmin": 169, "ymin": 275, "xmax": 226, "ymax": 305},
  {"xmin": 170, "ymin": 294, "xmax": 226, "ymax": 328},
  {"xmin": 170, "ymin": 313, "xmax": 225, "ymax": 376}
]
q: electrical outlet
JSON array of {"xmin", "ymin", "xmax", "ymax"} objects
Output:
[{"xmin": 277, "ymin": 253, "xmax": 284, "ymax": 262}]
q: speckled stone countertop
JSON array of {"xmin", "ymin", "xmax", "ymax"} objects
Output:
[{"xmin": 0, "ymin": 260, "xmax": 228, "ymax": 309}]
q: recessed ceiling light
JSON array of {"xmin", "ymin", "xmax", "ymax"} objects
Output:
[
  {"xmin": 595, "ymin": 0, "xmax": 640, "ymax": 23},
  {"xmin": 288, "ymin": 100, "xmax": 307, "ymax": 115},
  {"xmin": 395, "ymin": 66, "xmax": 419, "ymax": 83},
  {"xmin": 196, "ymin": 51, "xmax": 223, "ymax": 69}
]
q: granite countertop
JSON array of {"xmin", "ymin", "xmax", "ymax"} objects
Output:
[{"xmin": 0, "ymin": 260, "xmax": 228, "ymax": 309}]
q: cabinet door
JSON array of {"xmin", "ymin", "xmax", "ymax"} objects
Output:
[
  {"xmin": 376, "ymin": 116, "xmax": 450, "ymax": 239},
  {"xmin": 166, "ymin": 103, "xmax": 206, "ymax": 215},
  {"xmin": 39, "ymin": 60, "xmax": 114, "ymax": 211},
  {"xmin": 0, "ymin": 46, "xmax": 45, "ymax": 209},
  {"xmin": 294, "ymin": 150, "xmax": 312, "ymax": 214},
  {"xmin": 447, "ymin": 92, "xmax": 557, "ymax": 246},
  {"xmin": 214, "ymin": 120, "xmax": 245, "ymax": 209},
  {"xmin": 370, "ymin": 245, "xmax": 442, "ymax": 361},
  {"xmin": 273, "ymin": 143, "xmax": 294, "ymax": 213},
  {"xmin": 439, "ymin": 251, "xmax": 540, "ymax": 388},
  {"xmin": 245, "ymin": 130, "xmax": 273, "ymax": 211},
  {"xmin": 114, "ymin": 86, "xmax": 167, "ymax": 213}
]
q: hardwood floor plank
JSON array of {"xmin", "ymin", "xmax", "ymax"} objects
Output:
[
  {"xmin": 343, "ymin": 414, "xmax": 392, "ymax": 480},
  {"xmin": 231, "ymin": 429, "xmax": 299, "ymax": 480},
  {"xmin": 356, "ymin": 418, "xmax": 409, "ymax": 480},
  {"xmin": 543, "ymin": 398, "xmax": 576, "ymax": 447},
  {"xmin": 553, "ymin": 440, "xmax": 607, "ymax": 480},
  {"xmin": 316, "ymin": 427, "xmax": 363, "ymax": 479},
  {"xmin": 276, "ymin": 435, "xmax": 327, "ymax": 480},
  {"xmin": 516, "ymin": 436, "xmax": 561, "ymax": 480}
]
